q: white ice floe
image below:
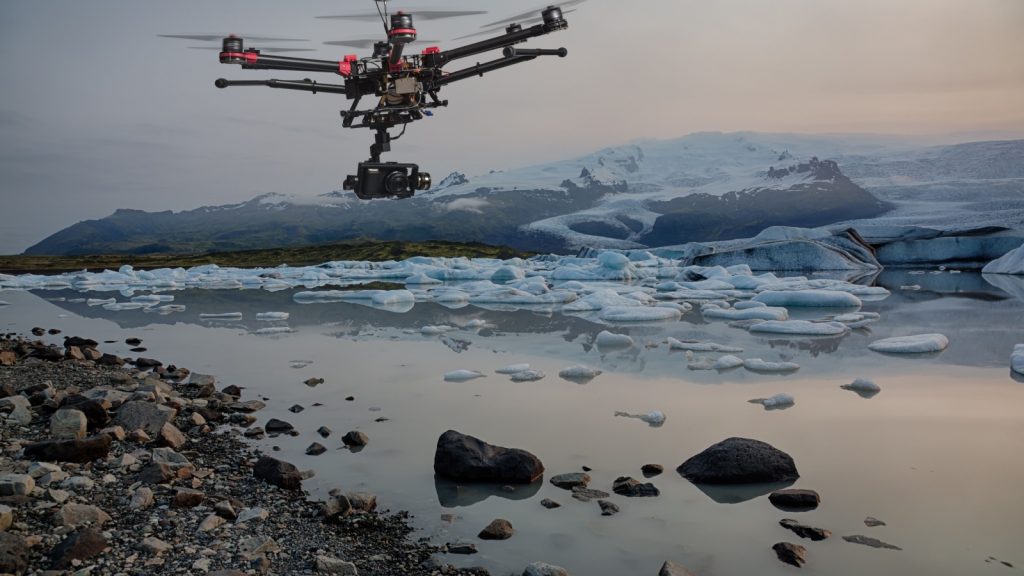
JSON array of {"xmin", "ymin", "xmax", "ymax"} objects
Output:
[
  {"xmin": 102, "ymin": 302, "xmax": 150, "ymax": 311},
  {"xmin": 443, "ymin": 370, "xmax": 486, "ymax": 382},
  {"xmin": 595, "ymin": 330, "xmax": 634, "ymax": 349},
  {"xmin": 733, "ymin": 300, "xmax": 767, "ymax": 310},
  {"xmin": 404, "ymin": 273, "xmax": 442, "ymax": 285},
  {"xmin": 510, "ymin": 369, "xmax": 546, "ymax": 382},
  {"xmin": 256, "ymin": 312, "xmax": 290, "ymax": 321},
  {"xmin": 841, "ymin": 378, "xmax": 881, "ymax": 393},
  {"xmin": 868, "ymin": 333, "xmax": 949, "ymax": 354},
  {"xmin": 496, "ymin": 363, "xmax": 531, "ymax": 374},
  {"xmin": 713, "ymin": 355, "xmax": 745, "ymax": 370},
  {"xmin": 1012, "ymin": 344, "xmax": 1024, "ymax": 375},
  {"xmin": 702, "ymin": 305, "xmax": 789, "ymax": 321},
  {"xmin": 200, "ymin": 312, "xmax": 243, "ymax": 319},
  {"xmin": 87, "ymin": 298, "xmax": 116, "ymax": 307},
  {"xmin": 743, "ymin": 358, "xmax": 800, "ymax": 373},
  {"xmin": 749, "ymin": 320, "xmax": 850, "ymax": 336},
  {"xmin": 614, "ymin": 410, "xmax": 666, "ymax": 426},
  {"xmin": 420, "ymin": 325, "xmax": 455, "ymax": 335},
  {"xmin": 982, "ymin": 245, "xmax": 1024, "ymax": 275},
  {"xmin": 130, "ymin": 294, "xmax": 174, "ymax": 304},
  {"xmin": 665, "ymin": 338, "xmax": 744, "ymax": 353},
  {"xmin": 255, "ymin": 327, "xmax": 292, "ymax": 335},
  {"xmin": 833, "ymin": 311, "xmax": 881, "ymax": 328},
  {"xmin": 687, "ymin": 357, "xmax": 716, "ymax": 370},
  {"xmin": 558, "ymin": 365, "xmax": 603, "ymax": 381},
  {"xmin": 372, "ymin": 290, "xmax": 416, "ymax": 306},
  {"xmin": 753, "ymin": 289, "xmax": 861, "ymax": 308},
  {"xmin": 153, "ymin": 305, "xmax": 186, "ymax": 314},
  {"xmin": 749, "ymin": 393, "xmax": 795, "ymax": 409},
  {"xmin": 599, "ymin": 306, "xmax": 682, "ymax": 322}
]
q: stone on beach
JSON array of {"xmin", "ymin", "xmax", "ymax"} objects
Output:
[
  {"xmin": 253, "ymin": 455, "xmax": 303, "ymax": 490},
  {"xmin": 22, "ymin": 435, "xmax": 112, "ymax": 463},
  {"xmin": 433, "ymin": 430, "xmax": 544, "ymax": 483},
  {"xmin": 677, "ymin": 437, "xmax": 799, "ymax": 484},
  {"xmin": 522, "ymin": 562, "xmax": 571, "ymax": 576},
  {"xmin": 478, "ymin": 518, "xmax": 515, "ymax": 540}
]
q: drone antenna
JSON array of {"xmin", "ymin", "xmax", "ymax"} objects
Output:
[{"xmin": 375, "ymin": 0, "xmax": 389, "ymax": 36}]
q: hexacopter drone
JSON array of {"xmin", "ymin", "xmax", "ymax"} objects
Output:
[{"xmin": 212, "ymin": 1, "xmax": 571, "ymax": 199}]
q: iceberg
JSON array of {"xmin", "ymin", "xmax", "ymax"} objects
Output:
[
  {"xmin": 868, "ymin": 334, "xmax": 949, "ymax": 354},
  {"xmin": 702, "ymin": 305, "xmax": 788, "ymax": 321},
  {"xmin": 983, "ymin": 245, "xmax": 1024, "ymax": 275},
  {"xmin": 496, "ymin": 363, "xmax": 531, "ymax": 374},
  {"xmin": 752, "ymin": 289, "xmax": 861, "ymax": 308},
  {"xmin": 443, "ymin": 370, "xmax": 486, "ymax": 382},
  {"xmin": 255, "ymin": 326, "xmax": 292, "ymax": 335},
  {"xmin": 599, "ymin": 306, "xmax": 682, "ymax": 322},
  {"xmin": 256, "ymin": 312, "xmax": 290, "ymax": 321},
  {"xmin": 558, "ymin": 365, "xmax": 603, "ymax": 382},
  {"xmin": 713, "ymin": 355, "xmax": 744, "ymax": 370},
  {"xmin": 743, "ymin": 358, "xmax": 800, "ymax": 373},
  {"xmin": 749, "ymin": 320, "xmax": 850, "ymax": 336},
  {"xmin": 748, "ymin": 393, "xmax": 795, "ymax": 409},
  {"xmin": 510, "ymin": 369, "xmax": 546, "ymax": 382},
  {"xmin": 841, "ymin": 378, "xmax": 881, "ymax": 395},
  {"xmin": 596, "ymin": 330, "xmax": 634, "ymax": 349}
]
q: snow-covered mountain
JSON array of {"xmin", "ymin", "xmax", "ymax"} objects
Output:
[{"xmin": 25, "ymin": 133, "xmax": 1024, "ymax": 256}]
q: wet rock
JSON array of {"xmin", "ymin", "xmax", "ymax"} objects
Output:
[
  {"xmin": 60, "ymin": 396, "xmax": 110, "ymax": 429},
  {"xmin": 53, "ymin": 503, "xmax": 111, "ymax": 527},
  {"xmin": 769, "ymin": 488, "xmax": 820, "ymax": 510},
  {"xmin": 842, "ymin": 534, "xmax": 902, "ymax": 550},
  {"xmin": 49, "ymin": 528, "xmax": 107, "ymax": 570},
  {"xmin": 65, "ymin": 346, "xmax": 86, "ymax": 361},
  {"xmin": 772, "ymin": 542, "xmax": 807, "ymax": 568},
  {"xmin": 540, "ymin": 498, "xmax": 561, "ymax": 509},
  {"xmin": 253, "ymin": 455, "xmax": 302, "ymax": 490},
  {"xmin": 0, "ymin": 532, "xmax": 28, "ymax": 574},
  {"xmin": 288, "ymin": 404, "xmax": 304, "ymax": 413},
  {"xmin": 447, "ymin": 541, "xmax": 478, "ymax": 554},
  {"xmin": 140, "ymin": 536, "xmax": 172, "ymax": 555},
  {"xmin": 95, "ymin": 353, "xmax": 125, "ymax": 367},
  {"xmin": 314, "ymin": 555, "xmax": 358, "ymax": 574},
  {"xmin": 137, "ymin": 462, "xmax": 174, "ymax": 484},
  {"xmin": 323, "ymin": 493, "xmax": 352, "ymax": 520},
  {"xmin": 550, "ymin": 472, "xmax": 590, "ymax": 490},
  {"xmin": 50, "ymin": 408, "xmax": 88, "ymax": 438},
  {"xmin": 114, "ymin": 401, "xmax": 175, "ymax": 436},
  {"xmin": 522, "ymin": 562, "xmax": 570, "ymax": 576},
  {"xmin": 305, "ymin": 377, "xmax": 325, "ymax": 387},
  {"xmin": 125, "ymin": 337, "xmax": 142, "ymax": 346},
  {"xmin": 433, "ymin": 429, "xmax": 544, "ymax": 483},
  {"xmin": 306, "ymin": 442, "xmax": 327, "ymax": 455},
  {"xmin": 0, "ymin": 474, "xmax": 34, "ymax": 497},
  {"xmin": 478, "ymin": 518, "xmax": 514, "ymax": 540},
  {"xmin": 0, "ymin": 505, "xmax": 12, "ymax": 531},
  {"xmin": 598, "ymin": 500, "xmax": 619, "ymax": 516},
  {"xmin": 264, "ymin": 418, "xmax": 294, "ymax": 434},
  {"xmin": 342, "ymin": 430, "xmax": 369, "ymax": 447},
  {"xmin": 157, "ymin": 422, "xmax": 187, "ymax": 449},
  {"xmin": 236, "ymin": 507, "xmax": 269, "ymax": 524},
  {"xmin": 571, "ymin": 487, "xmax": 610, "ymax": 502},
  {"xmin": 659, "ymin": 560, "xmax": 697, "ymax": 576},
  {"xmin": 642, "ymin": 464, "xmax": 664, "ymax": 477},
  {"xmin": 244, "ymin": 427, "xmax": 265, "ymax": 438},
  {"xmin": 779, "ymin": 519, "xmax": 832, "ymax": 541},
  {"xmin": 222, "ymin": 385, "xmax": 242, "ymax": 397},
  {"xmin": 134, "ymin": 357, "xmax": 162, "ymax": 369},
  {"xmin": 130, "ymin": 487, "xmax": 154, "ymax": 509},
  {"xmin": 864, "ymin": 516, "xmax": 886, "ymax": 527},
  {"xmin": 317, "ymin": 426, "xmax": 332, "ymax": 438},
  {"xmin": 346, "ymin": 491, "xmax": 377, "ymax": 513},
  {"xmin": 677, "ymin": 437, "xmax": 799, "ymax": 484},
  {"xmin": 612, "ymin": 476, "xmax": 660, "ymax": 497},
  {"xmin": 173, "ymin": 488, "xmax": 205, "ymax": 508}
]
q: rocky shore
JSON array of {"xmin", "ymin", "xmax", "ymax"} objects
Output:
[{"xmin": 0, "ymin": 333, "xmax": 492, "ymax": 576}]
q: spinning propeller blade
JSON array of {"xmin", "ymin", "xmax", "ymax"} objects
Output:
[
  {"xmin": 324, "ymin": 39, "xmax": 440, "ymax": 49},
  {"xmin": 188, "ymin": 46, "xmax": 316, "ymax": 53},
  {"xmin": 317, "ymin": 10, "xmax": 486, "ymax": 22},
  {"xmin": 450, "ymin": 9, "xmax": 579, "ymax": 41},
  {"xmin": 158, "ymin": 34, "xmax": 309, "ymax": 42},
  {"xmin": 477, "ymin": 0, "xmax": 588, "ymax": 29}
]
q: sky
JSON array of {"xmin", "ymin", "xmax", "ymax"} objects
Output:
[{"xmin": 1, "ymin": 0, "xmax": 1023, "ymax": 253}]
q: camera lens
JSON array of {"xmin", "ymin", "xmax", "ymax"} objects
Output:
[
  {"xmin": 384, "ymin": 170, "xmax": 409, "ymax": 194},
  {"xmin": 415, "ymin": 172, "xmax": 431, "ymax": 190}
]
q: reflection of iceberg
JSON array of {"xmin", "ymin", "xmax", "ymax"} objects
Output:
[
  {"xmin": 433, "ymin": 475, "xmax": 542, "ymax": 508},
  {"xmin": 983, "ymin": 273, "xmax": 1024, "ymax": 303}
]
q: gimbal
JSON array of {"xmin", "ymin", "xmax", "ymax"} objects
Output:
[{"xmin": 214, "ymin": 5, "xmax": 569, "ymax": 199}]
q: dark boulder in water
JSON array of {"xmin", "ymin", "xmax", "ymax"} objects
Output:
[
  {"xmin": 433, "ymin": 430, "xmax": 543, "ymax": 484},
  {"xmin": 677, "ymin": 437, "xmax": 798, "ymax": 484}
]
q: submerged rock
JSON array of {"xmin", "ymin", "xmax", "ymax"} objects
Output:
[
  {"xmin": 550, "ymin": 472, "xmax": 590, "ymax": 490},
  {"xmin": 779, "ymin": 518, "xmax": 832, "ymax": 541},
  {"xmin": 433, "ymin": 430, "xmax": 544, "ymax": 483},
  {"xmin": 842, "ymin": 534, "xmax": 902, "ymax": 550},
  {"xmin": 612, "ymin": 476, "xmax": 660, "ymax": 497},
  {"xmin": 478, "ymin": 518, "xmax": 514, "ymax": 540},
  {"xmin": 769, "ymin": 488, "xmax": 820, "ymax": 509},
  {"xmin": 677, "ymin": 437, "xmax": 798, "ymax": 484},
  {"xmin": 772, "ymin": 541, "xmax": 807, "ymax": 568}
]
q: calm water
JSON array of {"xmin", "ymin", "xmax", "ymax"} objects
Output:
[{"xmin": 3, "ymin": 270, "xmax": 1023, "ymax": 575}]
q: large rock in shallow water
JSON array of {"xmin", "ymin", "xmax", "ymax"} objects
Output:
[
  {"xmin": 677, "ymin": 437, "xmax": 798, "ymax": 484},
  {"xmin": 434, "ymin": 430, "xmax": 544, "ymax": 483}
]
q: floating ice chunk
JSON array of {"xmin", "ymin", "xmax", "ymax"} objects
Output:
[
  {"xmin": 1012, "ymin": 344, "xmax": 1024, "ymax": 375},
  {"xmin": 462, "ymin": 319, "xmax": 487, "ymax": 329},
  {"xmin": 599, "ymin": 306, "xmax": 682, "ymax": 322},
  {"xmin": 743, "ymin": 358, "xmax": 800, "ymax": 373},
  {"xmin": 200, "ymin": 312, "xmax": 243, "ymax": 320},
  {"xmin": 443, "ymin": 370, "xmax": 486, "ymax": 382},
  {"xmin": 850, "ymin": 286, "xmax": 890, "ymax": 300},
  {"xmin": 256, "ymin": 312, "xmax": 290, "ymax": 321},
  {"xmin": 869, "ymin": 333, "xmax": 949, "ymax": 354},
  {"xmin": 702, "ymin": 306, "xmax": 788, "ymax": 321},
  {"xmin": 130, "ymin": 294, "xmax": 174, "ymax": 304},
  {"xmin": 753, "ymin": 289, "xmax": 861, "ymax": 308},
  {"xmin": 749, "ymin": 320, "xmax": 850, "ymax": 336},
  {"xmin": 656, "ymin": 281, "xmax": 683, "ymax": 292},
  {"xmin": 510, "ymin": 369, "xmax": 546, "ymax": 382},
  {"xmin": 596, "ymin": 330, "xmax": 634, "ymax": 349},
  {"xmin": 983, "ymin": 244, "xmax": 1024, "ymax": 274},
  {"xmin": 404, "ymin": 273, "xmax": 442, "ymax": 285},
  {"xmin": 655, "ymin": 301, "xmax": 692, "ymax": 312},
  {"xmin": 496, "ymin": 363, "xmax": 531, "ymax": 374},
  {"xmin": 687, "ymin": 357, "xmax": 716, "ymax": 370},
  {"xmin": 713, "ymin": 355, "xmax": 744, "ymax": 370},
  {"xmin": 154, "ymin": 305, "xmax": 186, "ymax": 314},
  {"xmin": 598, "ymin": 251, "xmax": 630, "ymax": 270},
  {"xmin": 421, "ymin": 325, "xmax": 454, "ymax": 335},
  {"xmin": 558, "ymin": 365, "xmax": 602, "ymax": 382},
  {"xmin": 102, "ymin": 302, "xmax": 149, "ymax": 311},
  {"xmin": 748, "ymin": 393, "xmax": 795, "ymax": 410},
  {"xmin": 733, "ymin": 300, "xmax": 767, "ymax": 310},
  {"xmin": 614, "ymin": 410, "xmax": 665, "ymax": 426},
  {"xmin": 87, "ymin": 298, "xmax": 116, "ymax": 307},
  {"xmin": 665, "ymin": 338, "xmax": 744, "ymax": 353},
  {"xmin": 841, "ymin": 378, "xmax": 881, "ymax": 394},
  {"xmin": 680, "ymin": 279, "xmax": 735, "ymax": 291},
  {"xmin": 490, "ymin": 266, "xmax": 527, "ymax": 283},
  {"xmin": 834, "ymin": 311, "xmax": 880, "ymax": 328},
  {"xmin": 255, "ymin": 326, "xmax": 292, "ymax": 335},
  {"xmin": 564, "ymin": 289, "xmax": 642, "ymax": 311},
  {"xmin": 371, "ymin": 290, "xmax": 416, "ymax": 306}
]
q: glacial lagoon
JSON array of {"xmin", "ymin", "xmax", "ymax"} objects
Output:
[{"xmin": 2, "ymin": 264, "xmax": 1023, "ymax": 575}]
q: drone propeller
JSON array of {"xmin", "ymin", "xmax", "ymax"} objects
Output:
[
  {"xmin": 450, "ymin": 9, "xmax": 579, "ymax": 41},
  {"xmin": 188, "ymin": 46, "xmax": 316, "ymax": 53},
  {"xmin": 324, "ymin": 39, "xmax": 440, "ymax": 49},
  {"xmin": 316, "ymin": 9, "xmax": 487, "ymax": 22},
  {"xmin": 477, "ymin": 0, "xmax": 588, "ymax": 29},
  {"xmin": 158, "ymin": 34, "xmax": 310, "ymax": 42}
]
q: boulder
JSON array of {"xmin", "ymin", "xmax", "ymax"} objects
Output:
[
  {"xmin": 478, "ymin": 518, "xmax": 514, "ymax": 540},
  {"xmin": 0, "ymin": 505, "xmax": 11, "ymax": 532},
  {"xmin": 322, "ymin": 493, "xmax": 352, "ymax": 520},
  {"xmin": 173, "ymin": 488, "xmax": 205, "ymax": 508},
  {"xmin": 158, "ymin": 422, "xmax": 187, "ymax": 449},
  {"xmin": 264, "ymin": 418, "xmax": 294, "ymax": 434},
  {"xmin": 49, "ymin": 528, "xmax": 107, "ymax": 569},
  {"xmin": 130, "ymin": 487, "xmax": 154, "ymax": 509},
  {"xmin": 113, "ymin": 401, "xmax": 175, "ymax": 436},
  {"xmin": 253, "ymin": 456, "xmax": 302, "ymax": 490},
  {"xmin": 598, "ymin": 500, "xmax": 619, "ymax": 516},
  {"xmin": 60, "ymin": 396, "xmax": 110, "ymax": 429},
  {"xmin": 314, "ymin": 555, "xmax": 358, "ymax": 575},
  {"xmin": 769, "ymin": 488, "xmax": 820, "ymax": 509},
  {"xmin": 433, "ymin": 430, "xmax": 544, "ymax": 483},
  {"xmin": 341, "ymin": 430, "xmax": 369, "ymax": 447},
  {"xmin": 642, "ymin": 464, "xmax": 664, "ymax": 477},
  {"xmin": 0, "ymin": 532, "xmax": 28, "ymax": 574},
  {"xmin": 306, "ymin": 442, "xmax": 327, "ymax": 456},
  {"xmin": 346, "ymin": 492, "xmax": 377, "ymax": 513},
  {"xmin": 137, "ymin": 462, "xmax": 174, "ymax": 485},
  {"xmin": 0, "ymin": 475, "xmax": 34, "ymax": 497},
  {"xmin": 21, "ymin": 434, "xmax": 112, "ymax": 463},
  {"xmin": 676, "ymin": 437, "xmax": 798, "ymax": 484}
]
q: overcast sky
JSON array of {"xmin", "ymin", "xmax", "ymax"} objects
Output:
[{"xmin": 1, "ymin": 0, "xmax": 1023, "ymax": 253}]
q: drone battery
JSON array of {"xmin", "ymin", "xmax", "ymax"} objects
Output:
[{"xmin": 393, "ymin": 77, "xmax": 418, "ymax": 95}]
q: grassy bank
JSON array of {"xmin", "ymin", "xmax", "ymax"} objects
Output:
[{"xmin": 0, "ymin": 240, "xmax": 534, "ymax": 274}]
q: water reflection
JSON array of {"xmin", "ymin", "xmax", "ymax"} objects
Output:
[
  {"xmin": 688, "ymin": 480, "xmax": 796, "ymax": 504},
  {"xmin": 434, "ymin": 476, "xmax": 543, "ymax": 508}
]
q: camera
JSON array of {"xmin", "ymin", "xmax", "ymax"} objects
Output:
[{"xmin": 343, "ymin": 162, "xmax": 431, "ymax": 199}]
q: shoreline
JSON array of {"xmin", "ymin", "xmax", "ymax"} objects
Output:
[{"xmin": 0, "ymin": 332, "xmax": 490, "ymax": 575}]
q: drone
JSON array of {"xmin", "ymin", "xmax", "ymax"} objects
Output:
[{"xmin": 212, "ymin": 1, "xmax": 571, "ymax": 199}]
